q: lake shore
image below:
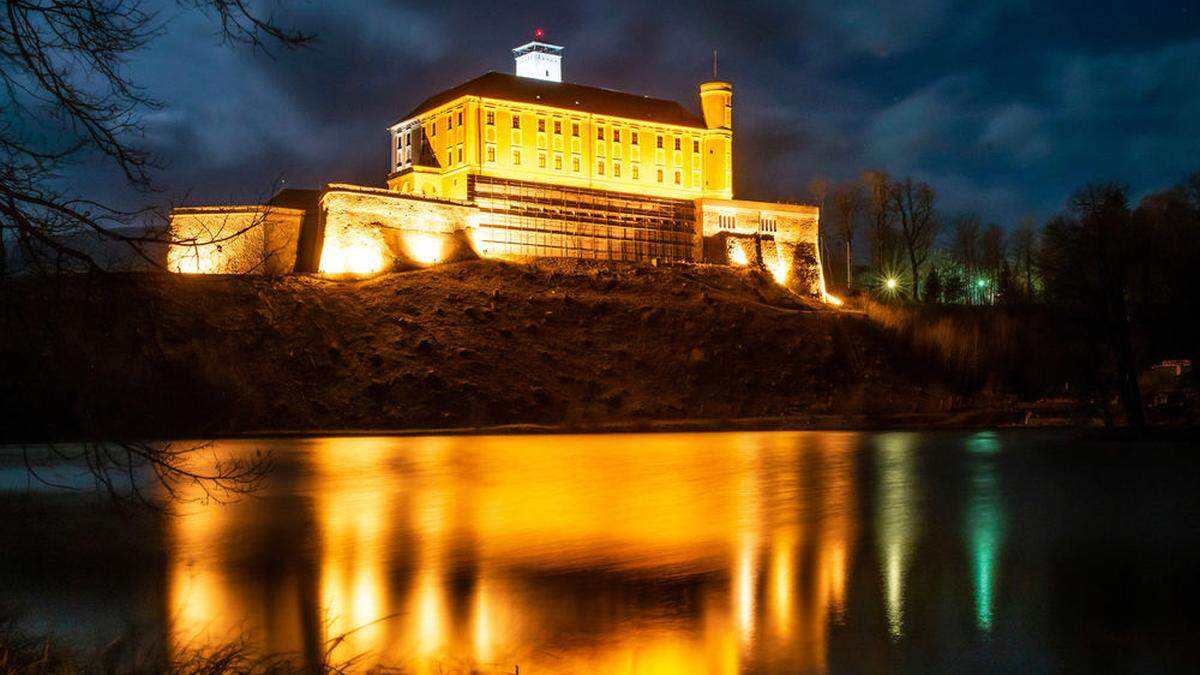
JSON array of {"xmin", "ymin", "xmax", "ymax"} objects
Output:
[{"xmin": 1, "ymin": 261, "xmax": 1085, "ymax": 443}]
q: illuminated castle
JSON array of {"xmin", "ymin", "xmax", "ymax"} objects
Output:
[{"xmin": 168, "ymin": 33, "xmax": 826, "ymax": 296}]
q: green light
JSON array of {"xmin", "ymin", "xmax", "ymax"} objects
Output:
[
  {"xmin": 976, "ymin": 278, "xmax": 987, "ymax": 288},
  {"xmin": 886, "ymin": 278, "xmax": 898, "ymax": 290}
]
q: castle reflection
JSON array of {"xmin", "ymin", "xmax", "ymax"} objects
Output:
[{"xmin": 163, "ymin": 432, "xmax": 865, "ymax": 672}]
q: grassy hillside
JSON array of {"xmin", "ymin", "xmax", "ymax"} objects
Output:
[{"xmin": 1, "ymin": 260, "xmax": 969, "ymax": 441}]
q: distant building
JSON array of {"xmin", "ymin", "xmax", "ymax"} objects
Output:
[{"xmin": 169, "ymin": 33, "xmax": 827, "ymax": 296}]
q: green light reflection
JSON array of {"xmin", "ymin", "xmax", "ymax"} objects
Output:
[{"xmin": 965, "ymin": 432, "xmax": 1004, "ymax": 633}]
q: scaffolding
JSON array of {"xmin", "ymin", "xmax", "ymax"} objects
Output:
[{"xmin": 468, "ymin": 175, "xmax": 696, "ymax": 262}]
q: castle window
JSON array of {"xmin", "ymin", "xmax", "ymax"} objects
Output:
[
  {"xmin": 692, "ymin": 139, "xmax": 700, "ymax": 153},
  {"xmin": 554, "ymin": 153, "xmax": 563, "ymax": 170},
  {"xmin": 674, "ymin": 170, "xmax": 682, "ymax": 185},
  {"xmin": 632, "ymin": 165, "xmax": 639, "ymax": 180},
  {"xmin": 572, "ymin": 122, "xmax": 580, "ymax": 137},
  {"xmin": 457, "ymin": 145, "xmax": 463, "ymax": 163},
  {"xmin": 597, "ymin": 160, "xmax": 605, "ymax": 175},
  {"xmin": 572, "ymin": 155, "xmax": 581, "ymax": 172},
  {"xmin": 596, "ymin": 126, "xmax": 604, "ymax": 140},
  {"xmin": 448, "ymin": 115, "xmax": 453, "ymax": 130},
  {"xmin": 512, "ymin": 114, "xmax": 521, "ymax": 130},
  {"xmin": 631, "ymin": 132, "xmax": 639, "ymax": 146},
  {"xmin": 396, "ymin": 135, "xmax": 403, "ymax": 149},
  {"xmin": 614, "ymin": 161, "xmax": 621, "ymax": 177},
  {"xmin": 656, "ymin": 168, "xmax": 664, "ymax": 183},
  {"xmin": 486, "ymin": 111, "xmax": 495, "ymax": 125},
  {"xmin": 656, "ymin": 135, "xmax": 663, "ymax": 149},
  {"xmin": 513, "ymin": 149, "xmax": 521, "ymax": 165},
  {"xmin": 431, "ymin": 122, "xmax": 436, "ymax": 137},
  {"xmin": 538, "ymin": 151, "xmax": 547, "ymax": 168},
  {"xmin": 554, "ymin": 120, "xmax": 562, "ymax": 134},
  {"xmin": 486, "ymin": 145, "xmax": 495, "ymax": 162},
  {"xmin": 537, "ymin": 118, "xmax": 546, "ymax": 133},
  {"xmin": 674, "ymin": 137, "xmax": 681, "ymax": 151},
  {"xmin": 613, "ymin": 129, "xmax": 621, "ymax": 143},
  {"xmin": 445, "ymin": 149, "xmax": 452, "ymax": 166},
  {"xmin": 458, "ymin": 111, "xmax": 463, "ymax": 126}
]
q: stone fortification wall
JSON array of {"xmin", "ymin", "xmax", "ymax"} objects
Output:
[
  {"xmin": 695, "ymin": 198, "xmax": 823, "ymax": 296},
  {"xmin": 166, "ymin": 184, "xmax": 825, "ymax": 300},
  {"xmin": 319, "ymin": 185, "xmax": 478, "ymax": 272},
  {"xmin": 167, "ymin": 206, "xmax": 306, "ymax": 275}
]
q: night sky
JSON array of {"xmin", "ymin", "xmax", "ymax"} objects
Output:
[{"xmin": 95, "ymin": 0, "xmax": 1200, "ymax": 224}]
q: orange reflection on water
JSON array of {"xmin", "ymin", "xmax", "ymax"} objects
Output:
[
  {"xmin": 310, "ymin": 437, "xmax": 394, "ymax": 665},
  {"xmin": 166, "ymin": 432, "xmax": 863, "ymax": 673}
]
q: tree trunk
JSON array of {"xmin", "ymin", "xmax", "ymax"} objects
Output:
[
  {"xmin": 845, "ymin": 239, "xmax": 853, "ymax": 289},
  {"xmin": 1024, "ymin": 255, "xmax": 1033, "ymax": 301},
  {"xmin": 908, "ymin": 250, "xmax": 920, "ymax": 300},
  {"xmin": 1111, "ymin": 317, "xmax": 1145, "ymax": 429}
]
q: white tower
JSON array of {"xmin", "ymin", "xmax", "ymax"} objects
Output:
[{"xmin": 513, "ymin": 30, "xmax": 563, "ymax": 83}]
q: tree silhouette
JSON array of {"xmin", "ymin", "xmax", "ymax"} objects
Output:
[
  {"xmin": 1, "ymin": 0, "xmax": 310, "ymax": 504},
  {"xmin": 1041, "ymin": 182, "xmax": 1145, "ymax": 428},
  {"xmin": 890, "ymin": 177, "xmax": 938, "ymax": 299}
]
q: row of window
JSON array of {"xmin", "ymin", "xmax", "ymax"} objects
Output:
[
  {"xmin": 397, "ymin": 108, "xmax": 725, "ymax": 178},
  {"xmin": 715, "ymin": 214, "xmax": 785, "ymax": 232},
  {"xmin": 486, "ymin": 109, "xmax": 702, "ymax": 153},
  {"xmin": 429, "ymin": 109, "xmax": 465, "ymax": 136},
  {"xmin": 484, "ymin": 145, "xmax": 699, "ymax": 186}
]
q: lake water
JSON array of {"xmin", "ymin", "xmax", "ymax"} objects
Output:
[{"xmin": 2, "ymin": 431, "xmax": 1199, "ymax": 673}]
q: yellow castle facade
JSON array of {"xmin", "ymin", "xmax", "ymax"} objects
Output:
[
  {"xmin": 168, "ymin": 35, "xmax": 826, "ymax": 297},
  {"xmin": 386, "ymin": 70, "xmax": 732, "ymax": 202}
]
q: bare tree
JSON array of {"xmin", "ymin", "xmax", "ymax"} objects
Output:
[
  {"xmin": 1011, "ymin": 217, "xmax": 1039, "ymax": 300},
  {"xmin": 863, "ymin": 170, "xmax": 897, "ymax": 275},
  {"xmin": 0, "ymin": 1, "xmax": 311, "ymax": 502},
  {"xmin": 808, "ymin": 176, "xmax": 831, "ymax": 289},
  {"xmin": 981, "ymin": 223, "xmax": 1006, "ymax": 303},
  {"xmin": 949, "ymin": 213, "xmax": 980, "ymax": 294},
  {"xmin": 890, "ymin": 177, "xmax": 939, "ymax": 299},
  {"xmin": 831, "ymin": 181, "xmax": 864, "ymax": 289},
  {"xmin": 0, "ymin": 0, "xmax": 312, "ymax": 272},
  {"xmin": 1041, "ymin": 182, "xmax": 1144, "ymax": 428}
]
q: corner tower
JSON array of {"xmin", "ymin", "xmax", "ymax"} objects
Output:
[
  {"xmin": 700, "ymin": 81, "xmax": 732, "ymax": 130},
  {"xmin": 699, "ymin": 81, "xmax": 733, "ymax": 198},
  {"xmin": 513, "ymin": 31, "xmax": 563, "ymax": 82}
]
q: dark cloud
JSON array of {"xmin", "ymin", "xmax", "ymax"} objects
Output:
[{"xmin": 61, "ymin": 0, "xmax": 1200, "ymax": 225}]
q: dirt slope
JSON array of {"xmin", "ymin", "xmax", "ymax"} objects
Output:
[{"xmin": 1, "ymin": 260, "xmax": 954, "ymax": 440}]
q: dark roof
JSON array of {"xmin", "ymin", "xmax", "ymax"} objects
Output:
[
  {"xmin": 267, "ymin": 188, "xmax": 321, "ymax": 211},
  {"xmin": 398, "ymin": 72, "xmax": 705, "ymax": 129}
]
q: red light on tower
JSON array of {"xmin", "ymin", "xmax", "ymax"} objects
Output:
[{"xmin": 534, "ymin": 28, "xmax": 545, "ymax": 39}]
